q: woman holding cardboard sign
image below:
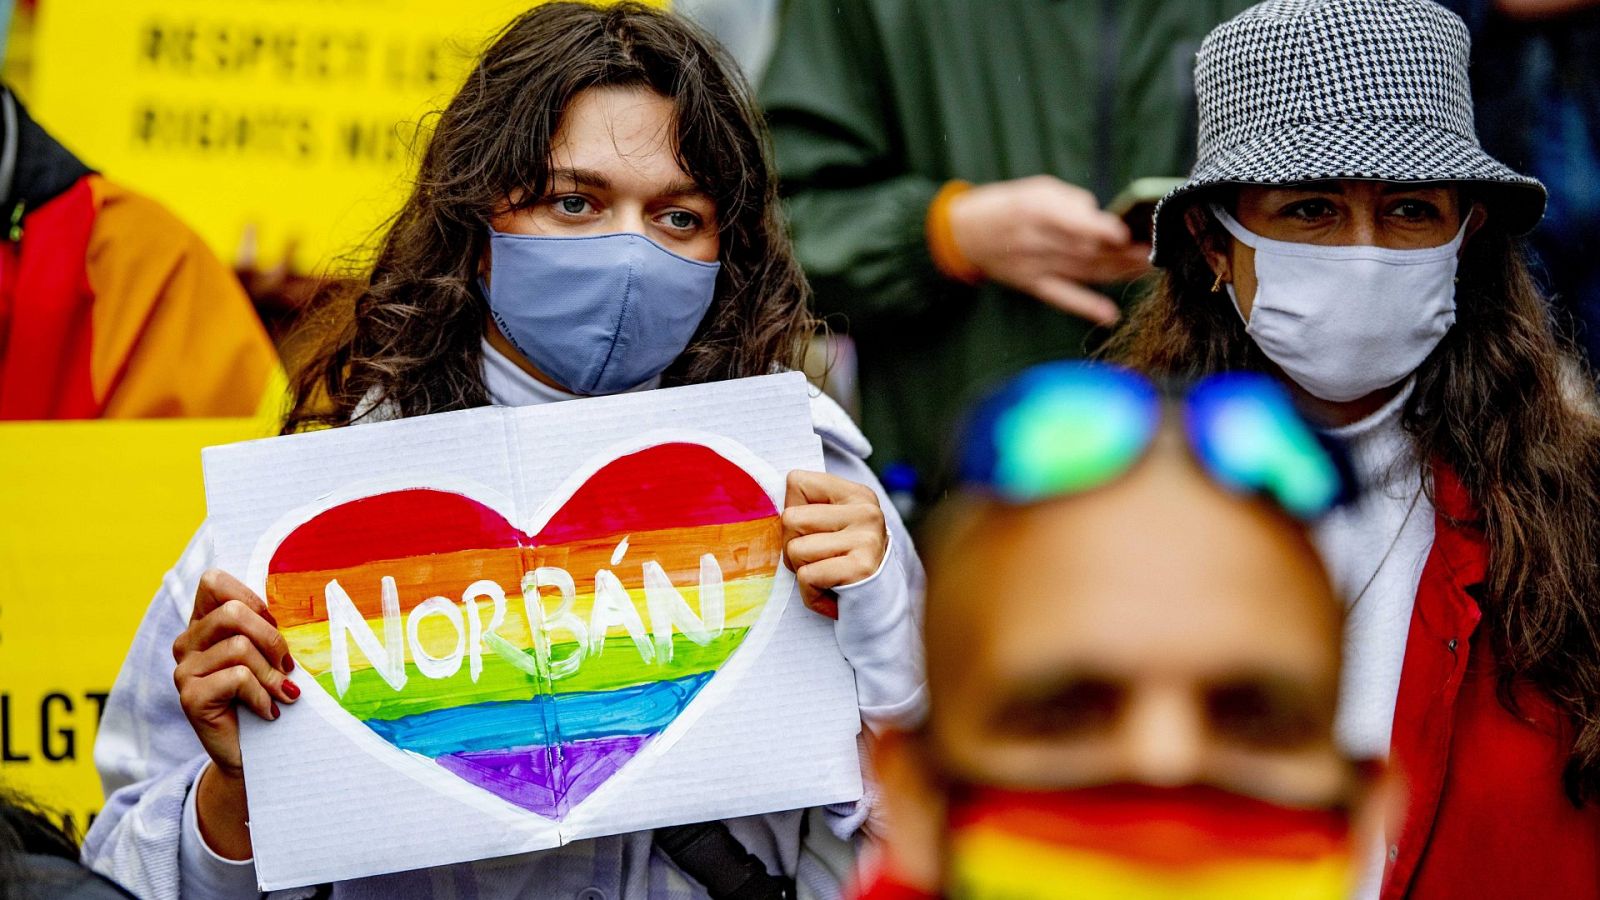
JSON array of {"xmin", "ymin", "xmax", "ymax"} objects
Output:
[{"xmin": 83, "ymin": 5, "xmax": 924, "ymax": 899}]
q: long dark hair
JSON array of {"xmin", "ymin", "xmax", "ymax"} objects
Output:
[
  {"xmin": 1108, "ymin": 193, "xmax": 1600, "ymax": 802},
  {"xmin": 284, "ymin": 1, "xmax": 813, "ymax": 431},
  {"xmin": 0, "ymin": 792, "xmax": 135, "ymax": 899}
]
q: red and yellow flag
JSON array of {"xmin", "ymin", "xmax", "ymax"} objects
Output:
[{"xmin": 947, "ymin": 784, "xmax": 1353, "ymax": 900}]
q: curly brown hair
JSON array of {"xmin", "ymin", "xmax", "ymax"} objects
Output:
[
  {"xmin": 283, "ymin": 1, "xmax": 813, "ymax": 432},
  {"xmin": 1107, "ymin": 192, "xmax": 1600, "ymax": 803}
]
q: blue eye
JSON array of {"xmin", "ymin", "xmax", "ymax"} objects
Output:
[
  {"xmin": 557, "ymin": 196, "xmax": 588, "ymax": 214},
  {"xmin": 666, "ymin": 211, "xmax": 699, "ymax": 229}
]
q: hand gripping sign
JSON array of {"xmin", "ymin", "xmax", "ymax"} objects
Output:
[{"xmin": 202, "ymin": 373, "xmax": 861, "ymax": 889}]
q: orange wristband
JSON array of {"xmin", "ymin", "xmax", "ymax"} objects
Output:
[{"xmin": 926, "ymin": 179, "xmax": 984, "ymax": 285}]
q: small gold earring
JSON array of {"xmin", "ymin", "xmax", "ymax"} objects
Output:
[{"xmin": 1211, "ymin": 272, "xmax": 1227, "ymax": 294}]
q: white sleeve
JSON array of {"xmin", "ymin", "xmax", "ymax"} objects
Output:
[
  {"xmin": 81, "ymin": 523, "xmax": 261, "ymax": 900},
  {"xmin": 819, "ymin": 439, "xmax": 928, "ymax": 732}
]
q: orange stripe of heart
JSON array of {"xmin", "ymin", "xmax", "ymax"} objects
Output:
[{"xmin": 267, "ymin": 516, "xmax": 782, "ymax": 629}]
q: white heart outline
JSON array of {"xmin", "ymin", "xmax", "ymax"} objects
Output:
[{"xmin": 242, "ymin": 427, "xmax": 795, "ymax": 824}]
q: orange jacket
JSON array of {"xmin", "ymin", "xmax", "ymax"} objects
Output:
[{"xmin": 0, "ymin": 98, "xmax": 279, "ymax": 420}]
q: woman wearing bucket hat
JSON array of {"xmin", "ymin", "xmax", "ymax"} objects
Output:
[{"xmin": 1109, "ymin": 1, "xmax": 1600, "ymax": 898}]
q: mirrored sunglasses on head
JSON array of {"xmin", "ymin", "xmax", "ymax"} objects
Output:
[{"xmin": 956, "ymin": 362, "xmax": 1356, "ymax": 521}]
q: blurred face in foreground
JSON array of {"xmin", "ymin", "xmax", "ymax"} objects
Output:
[{"xmin": 875, "ymin": 433, "xmax": 1362, "ymax": 898}]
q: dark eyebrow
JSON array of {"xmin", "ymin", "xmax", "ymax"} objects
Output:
[
  {"xmin": 545, "ymin": 169, "xmax": 708, "ymax": 203},
  {"xmin": 1277, "ymin": 181, "xmax": 1449, "ymax": 197},
  {"xmin": 995, "ymin": 664, "xmax": 1324, "ymax": 706},
  {"xmin": 547, "ymin": 168, "xmax": 611, "ymax": 191},
  {"xmin": 993, "ymin": 667, "xmax": 1117, "ymax": 705},
  {"xmin": 1206, "ymin": 670, "xmax": 1325, "ymax": 704},
  {"xmin": 1380, "ymin": 181, "xmax": 1452, "ymax": 195},
  {"xmin": 659, "ymin": 179, "xmax": 708, "ymax": 200},
  {"xmin": 1288, "ymin": 180, "xmax": 1344, "ymax": 194}
]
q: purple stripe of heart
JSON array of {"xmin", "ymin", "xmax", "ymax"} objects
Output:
[{"xmin": 436, "ymin": 734, "xmax": 650, "ymax": 818}]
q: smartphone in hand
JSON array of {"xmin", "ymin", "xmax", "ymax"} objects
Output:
[{"xmin": 1107, "ymin": 177, "xmax": 1186, "ymax": 244}]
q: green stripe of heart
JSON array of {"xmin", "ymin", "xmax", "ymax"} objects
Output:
[{"xmin": 317, "ymin": 628, "xmax": 751, "ymax": 722}]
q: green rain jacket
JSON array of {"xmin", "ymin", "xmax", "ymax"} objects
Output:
[{"xmin": 762, "ymin": 0, "xmax": 1252, "ymax": 495}]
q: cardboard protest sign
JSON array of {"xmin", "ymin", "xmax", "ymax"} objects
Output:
[{"xmin": 201, "ymin": 372, "xmax": 862, "ymax": 889}]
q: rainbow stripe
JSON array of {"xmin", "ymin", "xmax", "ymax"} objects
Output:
[
  {"xmin": 947, "ymin": 785, "xmax": 1353, "ymax": 900},
  {"xmin": 264, "ymin": 443, "xmax": 781, "ymax": 818}
]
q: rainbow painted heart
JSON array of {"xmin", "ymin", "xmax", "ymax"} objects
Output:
[{"xmin": 262, "ymin": 442, "xmax": 782, "ymax": 819}]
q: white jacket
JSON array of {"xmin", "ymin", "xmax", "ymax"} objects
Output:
[{"xmin": 83, "ymin": 345, "xmax": 926, "ymax": 900}]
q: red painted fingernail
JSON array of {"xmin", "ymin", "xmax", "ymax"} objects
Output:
[
  {"xmin": 283, "ymin": 654, "xmax": 295, "ymax": 674},
  {"xmin": 283, "ymin": 680, "xmax": 301, "ymax": 700},
  {"xmin": 271, "ymin": 701, "xmax": 281, "ymax": 719}
]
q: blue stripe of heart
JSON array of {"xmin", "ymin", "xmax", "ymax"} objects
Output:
[{"xmin": 364, "ymin": 671, "xmax": 715, "ymax": 758}]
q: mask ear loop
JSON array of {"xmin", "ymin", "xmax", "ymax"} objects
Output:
[
  {"xmin": 1202, "ymin": 205, "xmax": 1253, "ymax": 324},
  {"xmin": 1208, "ymin": 203, "xmax": 1261, "ymax": 249}
]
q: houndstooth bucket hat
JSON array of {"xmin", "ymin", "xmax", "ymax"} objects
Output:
[{"xmin": 1150, "ymin": 0, "xmax": 1547, "ymax": 266}]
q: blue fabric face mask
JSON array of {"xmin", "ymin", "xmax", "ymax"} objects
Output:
[{"xmin": 483, "ymin": 229, "xmax": 721, "ymax": 395}]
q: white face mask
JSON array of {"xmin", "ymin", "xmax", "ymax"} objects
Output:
[{"xmin": 1210, "ymin": 203, "xmax": 1466, "ymax": 403}]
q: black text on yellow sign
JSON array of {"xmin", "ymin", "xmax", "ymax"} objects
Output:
[{"xmin": 1, "ymin": 688, "xmax": 113, "ymax": 834}]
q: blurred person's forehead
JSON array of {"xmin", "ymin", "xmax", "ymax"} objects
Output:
[{"xmin": 924, "ymin": 432, "xmax": 1341, "ymax": 705}]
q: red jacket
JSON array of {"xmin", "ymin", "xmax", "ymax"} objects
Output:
[{"xmin": 1383, "ymin": 465, "xmax": 1600, "ymax": 898}]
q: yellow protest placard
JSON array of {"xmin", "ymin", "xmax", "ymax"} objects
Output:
[
  {"xmin": 0, "ymin": 417, "xmax": 278, "ymax": 834},
  {"xmin": 28, "ymin": 0, "xmax": 664, "ymax": 272}
]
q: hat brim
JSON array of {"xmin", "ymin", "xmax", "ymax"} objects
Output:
[{"xmin": 1150, "ymin": 119, "xmax": 1547, "ymax": 266}]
